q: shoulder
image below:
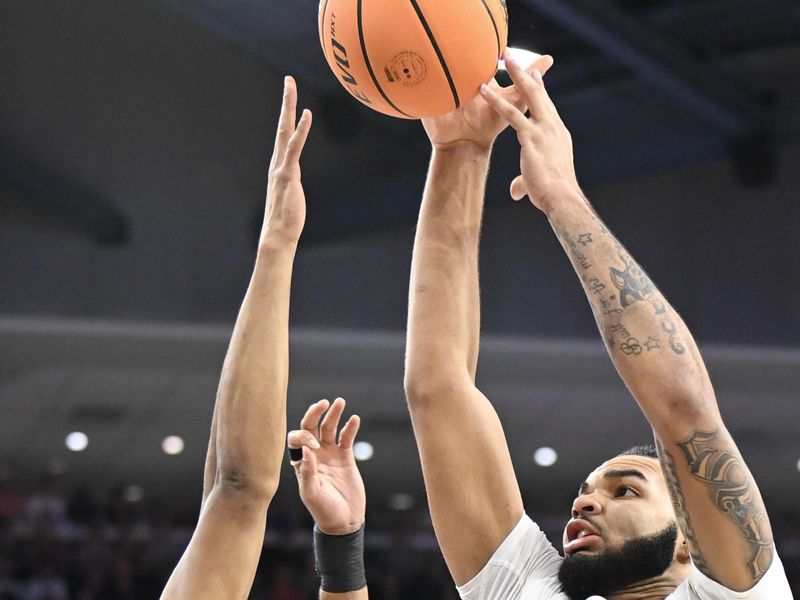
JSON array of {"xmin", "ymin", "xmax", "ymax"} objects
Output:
[
  {"xmin": 457, "ymin": 514, "xmax": 568, "ymax": 600},
  {"xmin": 671, "ymin": 548, "xmax": 793, "ymax": 600}
]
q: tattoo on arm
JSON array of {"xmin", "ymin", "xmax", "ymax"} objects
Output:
[
  {"xmin": 554, "ymin": 217, "xmax": 686, "ymax": 357},
  {"xmin": 658, "ymin": 433, "xmax": 773, "ymax": 582},
  {"xmin": 608, "ymin": 251, "xmax": 685, "ymax": 355},
  {"xmin": 564, "ymin": 231, "xmax": 592, "ymax": 270},
  {"xmin": 657, "ymin": 439, "xmax": 711, "ymax": 574}
]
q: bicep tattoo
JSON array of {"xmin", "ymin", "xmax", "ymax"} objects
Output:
[
  {"xmin": 658, "ymin": 432, "xmax": 773, "ymax": 582},
  {"xmin": 657, "ymin": 439, "xmax": 711, "ymax": 573}
]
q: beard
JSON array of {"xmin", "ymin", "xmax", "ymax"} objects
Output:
[{"xmin": 557, "ymin": 522, "xmax": 678, "ymax": 600}]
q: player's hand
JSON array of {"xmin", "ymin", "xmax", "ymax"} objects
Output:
[
  {"xmin": 261, "ymin": 76, "xmax": 312, "ymax": 246},
  {"xmin": 421, "ymin": 54, "xmax": 554, "ymax": 152},
  {"xmin": 288, "ymin": 398, "xmax": 366, "ymax": 535},
  {"xmin": 479, "ymin": 51, "xmax": 580, "ymax": 212}
]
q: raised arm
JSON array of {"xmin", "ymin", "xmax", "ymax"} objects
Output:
[
  {"xmin": 404, "ymin": 57, "xmax": 553, "ymax": 585},
  {"xmin": 160, "ymin": 77, "xmax": 311, "ymax": 600},
  {"xmin": 288, "ymin": 398, "xmax": 368, "ymax": 600},
  {"xmin": 480, "ymin": 54, "xmax": 775, "ymax": 592}
]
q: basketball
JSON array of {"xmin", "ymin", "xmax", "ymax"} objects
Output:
[{"xmin": 318, "ymin": 0, "xmax": 508, "ymax": 119}]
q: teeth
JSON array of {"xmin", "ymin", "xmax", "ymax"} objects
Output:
[{"xmin": 578, "ymin": 530, "xmax": 590, "ymax": 539}]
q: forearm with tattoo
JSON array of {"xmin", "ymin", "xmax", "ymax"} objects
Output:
[
  {"xmin": 550, "ymin": 197, "xmax": 686, "ymax": 360},
  {"xmin": 546, "ymin": 191, "xmax": 774, "ymax": 588}
]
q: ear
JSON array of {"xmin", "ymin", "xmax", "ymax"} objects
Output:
[{"xmin": 675, "ymin": 529, "xmax": 692, "ymax": 565}]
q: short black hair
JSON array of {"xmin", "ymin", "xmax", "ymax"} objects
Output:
[{"xmin": 616, "ymin": 444, "xmax": 658, "ymax": 459}]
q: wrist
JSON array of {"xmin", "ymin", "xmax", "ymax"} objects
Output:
[
  {"xmin": 540, "ymin": 184, "xmax": 588, "ymax": 217},
  {"xmin": 314, "ymin": 523, "xmax": 366, "ymax": 593},
  {"xmin": 431, "ymin": 140, "xmax": 493, "ymax": 160},
  {"xmin": 316, "ymin": 521, "xmax": 364, "ymax": 536},
  {"xmin": 257, "ymin": 231, "xmax": 300, "ymax": 255}
]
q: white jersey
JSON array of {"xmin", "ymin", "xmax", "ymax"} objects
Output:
[{"xmin": 457, "ymin": 514, "xmax": 793, "ymax": 600}]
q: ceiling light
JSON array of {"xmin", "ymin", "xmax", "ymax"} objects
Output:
[
  {"xmin": 533, "ymin": 446, "xmax": 558, "ymax": 467},
  {"xmin": 65, "ymin": 432, "xmax": 89, "ymax": 452},
  {"xmin": 353, "ymin": 441, "xmax": 374, "ymax": 462},
  {"xmin": 124, "ymin": 485, "xmax": 145, "ymax": 503},
  {"xmin": 162, "ymin": 436, "xmax": 185, "ymax": 456},
  {"xmin": 389, "ymin": 493, "xmax": 415, "ymax": 511}
]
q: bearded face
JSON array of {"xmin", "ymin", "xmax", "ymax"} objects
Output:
[{"xmin": 558, "ymin": 522, "xmax": 678, "ymax": 600}]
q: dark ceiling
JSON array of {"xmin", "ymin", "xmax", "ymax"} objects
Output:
[{"xmin": 1, "ymin": 0, "xmax": 799, "ymax": 528}]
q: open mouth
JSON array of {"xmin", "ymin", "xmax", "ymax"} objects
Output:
[{"xmin": 564, "ymin": 519, "xmax": 601, "ymax": 555}]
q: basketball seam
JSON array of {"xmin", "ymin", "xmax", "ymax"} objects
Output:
[
  {"xmin": 479, "ymin": 0, "xmax": 501, "ymax": 59},
  {"xmin": 357, "ymin": 0, "xmax": 413, "ymax": 118},
  {"xmin": 408, "ymin": 0, "xmax": 460, "ymax": 110},
  {"xmin": 320, "ymin": 0, "xmax": 332, "ymax": 64}
]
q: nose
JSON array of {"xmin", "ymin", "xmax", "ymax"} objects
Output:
[{"xmin": 571, "ymin": 493, "xmax": 602, "ymax": 519}]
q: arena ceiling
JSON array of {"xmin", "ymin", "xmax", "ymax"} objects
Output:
[{"xmin": 1, "ymin": 0, "xmax": 799, "ymax": 523}]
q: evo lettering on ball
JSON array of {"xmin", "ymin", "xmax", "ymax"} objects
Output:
[{"xmin": 330, "ymin": 13, "xmax": 372, "ymax": 104}]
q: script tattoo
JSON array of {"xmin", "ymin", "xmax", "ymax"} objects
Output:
[
  {"xmin": 609, "ymin": 251, "xmax": 685, "ymax": 355},
  {"xmin": 554, "ymin": 216, "xmax": 684, "ymax": 358},
  {"xmin": 657, "ymin": 440, "xmax": 710, "ymax": 573},
  {"xmin": 564, "ymin": 230, "xmax": 592, "ymax": 270},
  {"xmin": 677, "ymin": 430, "xmax": 773, "ymax": 581}
]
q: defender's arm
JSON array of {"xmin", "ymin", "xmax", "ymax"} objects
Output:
[{"xmin": 161, "ymin": 77, "xmax": 311, "ymax": 599}]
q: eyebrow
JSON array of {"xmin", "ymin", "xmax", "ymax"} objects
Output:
[
  {"xmin": 578, "ymin": 469, "xmax": 648, "ymax": 495},
  {"xmin": 603, "ymin": 469, "xmax": 648, "ymax": 482}
]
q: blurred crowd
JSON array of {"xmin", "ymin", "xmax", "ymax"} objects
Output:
[{"xmin": 0, "ymin": 472, "xmax": 798, "ymax": 599}]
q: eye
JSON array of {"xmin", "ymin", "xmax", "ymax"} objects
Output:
[{"xmin": 616, "ymin": 485, "xmax": 637, "ymax": 498}]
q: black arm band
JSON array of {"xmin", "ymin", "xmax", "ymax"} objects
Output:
[{"xmin": 313, "ymin": 524, "xmax": 366, "ymax": 593}]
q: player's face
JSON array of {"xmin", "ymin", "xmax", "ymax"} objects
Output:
[{"xmin": 562, "ymin": 455, "xmax": 677, "ymax": 557}]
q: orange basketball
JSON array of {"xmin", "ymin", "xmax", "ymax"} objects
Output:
[{"xmin": 318, "ymin": 0, "xmax": 508, "ymax": 119}]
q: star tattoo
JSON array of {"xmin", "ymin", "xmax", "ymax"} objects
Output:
[
  {"xmin": 644, "ymin": 336, "xmax": 661, "ymax": 351},
  {"xmin": 577, "ymin": 233, "xmax": 593, "ymax": 246}
]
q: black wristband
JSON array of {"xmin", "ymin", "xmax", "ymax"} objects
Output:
[{"xmin": 313, "ymin": 524, "xmax": 366, "ymax": 593}]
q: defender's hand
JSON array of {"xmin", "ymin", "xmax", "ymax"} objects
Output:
[
  {"xmin": 479, "ymin": 52, "xmax": 580, "ymax": 212},
  {"xmin": 421, "ymin": 54, "xmax": 554, "ymax": 152},
  {"xmin": 262, "ymin": 76, "xmax": 312, "ymax": 246},
  {"xmin": 288, "ymin": 398, "xmax": 366, "ymax": 535}
]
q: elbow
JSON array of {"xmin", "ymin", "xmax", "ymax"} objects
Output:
[
  {"xmin": 644, "ymin": 386, "xmax": 722, "ymax": 435},
  {"xmin": 403, "ymin": 374, "xmax": 428, "ymax": 410},
  {"xmin": 404, "ymin": 369, "xmax": 472, "ymax": 412},
  {"xmin": 214, "ymin": 465, "xmax": 279, "ymax": 505}
]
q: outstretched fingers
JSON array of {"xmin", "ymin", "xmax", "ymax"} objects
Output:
[
  {"xmin": 502, "ymin": 54, "xmax": 551, "ymax": 123},
  {"xmin": 272, "ymin": 76, "xmax": 297, "ymax": 165},
  {"xmin": 272, "ymin": 76, "xmax": 313, "ymax": 171},
  {"xmin": 479, "ymin": 83, "xmax": 532, "ymax": 134},
  {"xmin": 284, "ymin": 109, "xmax": 312, "ymax": 166},
  {"xmin": 289, "ymin": 401, "xmax": 327, "ymax": 481},
  {"xmin": 501, "ymin": 54, "xmax": 554, "ymax": 114},
  {"xmin": 299, "ymin": 399, "xmax": 328, "ymax": 437},
  {"xmin": 337, "ymin": 414, "xmax": 361, "ymax": 450},
  {"xmin": 507, "ymin": 52, "xmax": 560, "ymax": 122},
  {"xmin": 319, "ymin": 397, "xmax": 346, "ymax": 446}
]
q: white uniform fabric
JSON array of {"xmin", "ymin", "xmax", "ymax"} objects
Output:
[{"xmin": 457, "ymin": 514, "xmax": 793, "ymax": 600}]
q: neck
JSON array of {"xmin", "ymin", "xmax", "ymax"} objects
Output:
[{"xmin": 606, "ymin": 569, "xmax": 682, "ymax": 600}]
